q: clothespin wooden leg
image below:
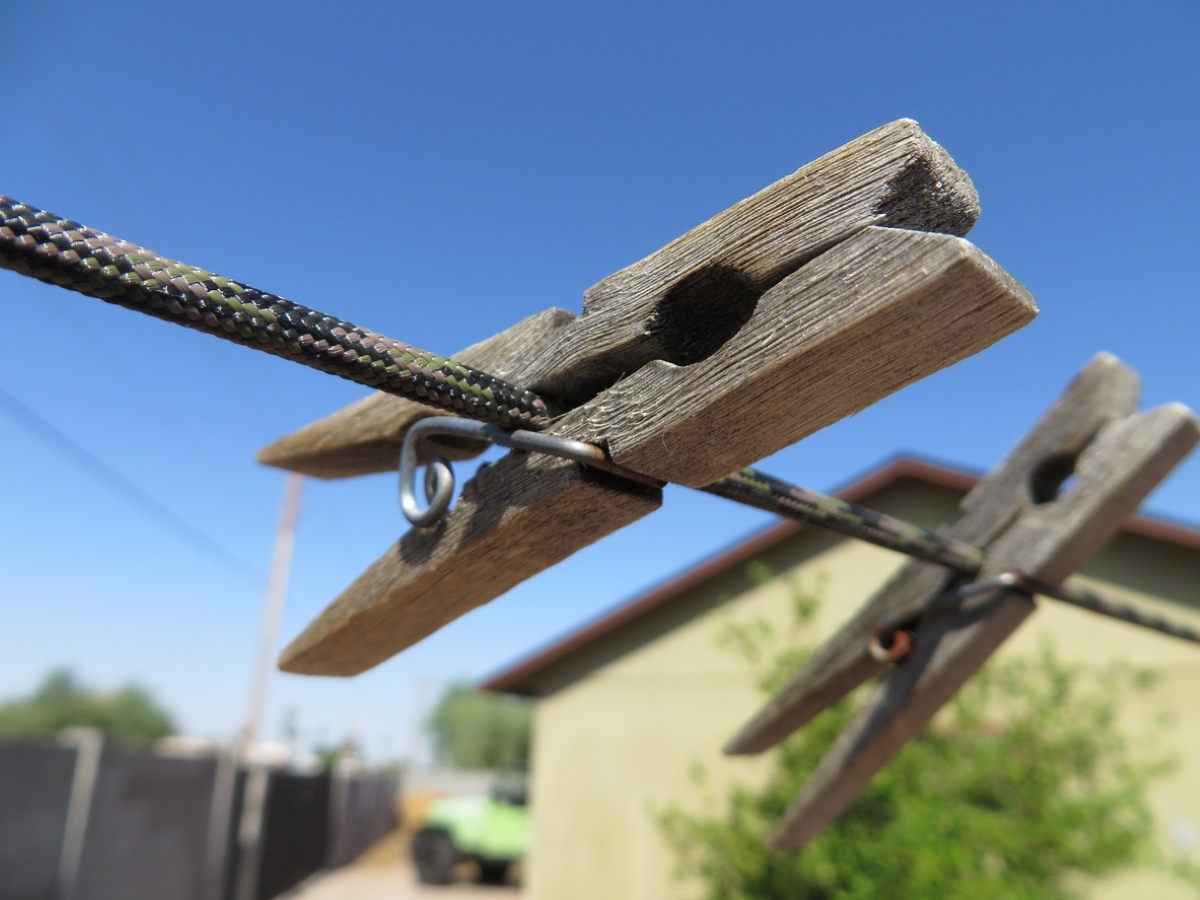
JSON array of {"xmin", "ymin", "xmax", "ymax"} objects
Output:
[
  {"xmin": 770, "ymin": 401, "xmax": 1199, "ymax": 849},
  {"xmin": 725, "ymin": 352, "xmax": 1140, "ymax": 754},
  {"xmin": 279, "ymin": 452, "xmax": 661, "ymax": 676}
]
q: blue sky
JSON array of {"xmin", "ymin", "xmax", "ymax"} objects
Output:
[{"xmin": 0, "ymin": 1, "xmax": 1196, "ymax": 760}]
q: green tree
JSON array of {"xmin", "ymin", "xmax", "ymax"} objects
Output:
[
  {"xmin": 428, "ymin": 681, "xmax": 532, "ymax": 770},
  {"xmin": 659, "ymin": 566, "xmax": 1181, "ymax": 900},
  {"xmin": 313, "ymin": 738, "xmax": 360, "ymax": 772},
  {"xmin": 0, "ymin": 668, "xmax": 175, "ymax": 743}
]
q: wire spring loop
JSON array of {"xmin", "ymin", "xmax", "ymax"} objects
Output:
[{"xmin": 399, "ymin": 418, "xmax": 617, "ymax": 527}]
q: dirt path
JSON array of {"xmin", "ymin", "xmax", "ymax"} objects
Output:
[{"xmin": 286, "ymin": 832, "xmax": 522, "ymax": 900}]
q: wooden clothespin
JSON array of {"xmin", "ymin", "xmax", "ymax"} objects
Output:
[
  {"xmin": 725, "ymin": 353, "xmax": 1199, "ymax": 849},
  {"xmin": 262, "ymin": 120, "xmax": 1039, "ymax": 676}
]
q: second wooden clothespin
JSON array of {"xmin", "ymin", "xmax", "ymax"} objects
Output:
[{"xmin": 725, "ymin": 353, "xmax": 1199, "ymax": 849}]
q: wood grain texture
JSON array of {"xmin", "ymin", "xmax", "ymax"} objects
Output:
[
  {"xmin": 270, "ymin": 122, "xmax": 1026, "ymax": 678},
  {"xmin": 278, "ymin": 228, "xmax": 1033, "ymax": 678},
  {"xmin": 725, "ymin": 353, "xmax": 1141, "ymax": 755},
  {"xmin": 554, "ymin": 226, "xmax": 1036, "ymax": 487},
  {"xmin": 257, "ymin": 308, "xmax": 577, "ymax": 479},
  {"xmin": 259, "ymin": 119, "xmax": 980, "ymax": 478},
  {"xmin": 522, "ymin": 118, "xmax": 980, "ymax": 403},
  {"xmin": 277, "ymin": 453, "xmax": 662, "ymax": 676},
  {"xmin": 771, "ymin": 402, "xmax": 1200, "ymax": 850}
]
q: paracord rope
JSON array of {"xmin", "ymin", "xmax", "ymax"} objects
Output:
[
  {"xmin": 701, "ymin": 468, "xmax": 1200, "ymax": 646},
  {"xmin": 0, "ymin": 196, "xmax": 551, "ymax": 429},
  {"xmin": 704, "ymin": 467, "xmax": 986, "ymax": 574},
  {"xmin": 1036, "ymin": 579, "xmax": 1200, "ymax": 646}
]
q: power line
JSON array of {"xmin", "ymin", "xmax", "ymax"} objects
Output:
[{"xmin": 0, "ymin": 384, "xmax": 263, "ymax": 586}]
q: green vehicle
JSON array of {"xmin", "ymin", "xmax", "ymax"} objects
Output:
[{"xmin": 411, "ymin": 776, "xmax": 530, "ymax": 885}]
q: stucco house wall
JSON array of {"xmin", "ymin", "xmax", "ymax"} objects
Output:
[{"xmin": 486, "ymin": 462, "xmax": 1200, "ymax": 900}]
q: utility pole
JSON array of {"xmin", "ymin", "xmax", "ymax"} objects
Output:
[
  {"xmin": 224, "ymin": 473, "xmax": 304, "ymax": 900},
  {"xmin": 239, "ymin": 472, "xmax": 304, "ymax": 760}
]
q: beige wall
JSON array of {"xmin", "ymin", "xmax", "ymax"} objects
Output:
[{"xmin": 523, "ymin": 479, "xmax": 1200, "ymax": 900}]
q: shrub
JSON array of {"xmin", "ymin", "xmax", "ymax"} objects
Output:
[{"xmin": 659, "ymin": 567, "xmax": 1177, "ymax": 900}]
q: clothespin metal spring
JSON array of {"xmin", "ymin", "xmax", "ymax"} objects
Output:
[{"xmin": 399, "ymin": 418, "xmax": 660, "ymax": 528}]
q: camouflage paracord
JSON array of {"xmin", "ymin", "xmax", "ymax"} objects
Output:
[
  {"xmin": 0, "ymin": 196, "xmax": 552, "ymax": 429},
  {"xmin": 703, "ymin": 467, "xmax": 987, "ymax": 574},
  {"xmin": 705, "ymin": 469, "xmax": 1200, "ymax": 646},
  {"xmin": 1044, "ymin": 580, "xmax": 1200, "ymax": 646}
]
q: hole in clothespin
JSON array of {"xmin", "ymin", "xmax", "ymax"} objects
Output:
[
  {"xmin": 648, "ymin": 263, "xmax": 761, "ymax": 366},
  {"xmin": 869, "ymin": 628, "xmax": 914, "ymax": 664},
  {"xmin": 1029, "ymin": 453, "xmax": 1078, "ymax": 504}
]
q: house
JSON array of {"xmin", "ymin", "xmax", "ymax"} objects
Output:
[{"xmin": 483, "ymin": 457, "xmax": 1200, "ymax": 900}]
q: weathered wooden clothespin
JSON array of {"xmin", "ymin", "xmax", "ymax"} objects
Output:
[
  {"xmin": 261, "ymin": 120, "xmax": 1039, "ymax": 676},
  {"xmin": 725, "ymin": 353, "xmax": 1200, "ymax": 849}
]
